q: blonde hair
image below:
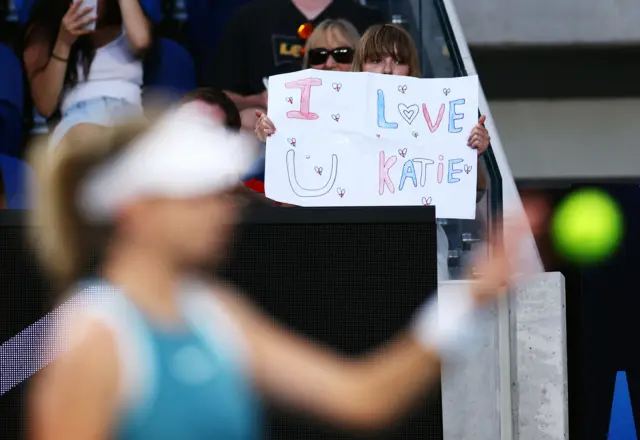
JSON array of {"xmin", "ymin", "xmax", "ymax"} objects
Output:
[
  {"xmin": 302, "ymin": 19, "xmax": 360, "ymax": 68},
  {"xmin": 352, "ymin": 24, "xmax": 421, "ymax": 77},
  {"xmin": 30, "ymin": 120, "xmax": 149, "ymax": 291}
]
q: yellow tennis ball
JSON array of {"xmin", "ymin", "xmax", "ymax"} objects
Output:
[{"xmin": 551, "ymin": 188, "xmax": 623, "ymax": 264}]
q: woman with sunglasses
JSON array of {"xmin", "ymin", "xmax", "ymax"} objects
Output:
[
  {"xmin": 302, "ymin": 18, "xmax": 360, "ymax": 71},
  {"xmin": 243, "ymin": 18, "xmax": 360, "ymax": 194},
  {"xmin": 239, "ymin": 19, "xmax": 359, "ymax": 137}
]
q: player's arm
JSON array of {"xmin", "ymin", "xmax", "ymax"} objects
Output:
[
  {"xmin": 217, "ymin": 217, "xmax": 525, "ymax": 432},
  {"xmin": 218, "ymin": 278, "xmax": 507, "ymax": 431},
  {"xmin": 28, "ymin": 319, "xmax": 120, "ymax": 440},
  {"xmin": 219, "ymin": 291, "xmax": 442, "ymax": 431}
]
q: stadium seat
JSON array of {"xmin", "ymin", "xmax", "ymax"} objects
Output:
[
  {"xmin": 14, "ymin": 0, "xmax": 31, "ymax": 25},
  {"xmin": 0, "ymin": 43, "xmax": 24, "ymax": 158},
  {"xmin": 0, "ymin": 155, "xmax": 34, "ymax": 210},
  {"xmin": 139, "ymin": 0, "xmax": 163, "ymax": 24},
  {"xmin": 14, "ymin": 0, "xmax": 163, "ymax": 25},
  {"xmin": 143, "ymin": 38, "xmax": 197, "ymax": 101}
]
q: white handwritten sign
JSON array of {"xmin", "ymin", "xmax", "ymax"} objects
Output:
[{"xmin": 264, "ymin": 69, "xmax": 479, "ymax": 219}]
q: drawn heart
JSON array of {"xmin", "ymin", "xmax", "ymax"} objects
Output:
[
  {"xmin": 443, "ymin": 88, "xmax": 451, "ymax": 96},
  {"xmin": 398, "ymin": 148, "xmax": 407, "ymax": 157},
  {"xmin": 421, "ymin": 197, "xmax": 432, "ymax": 206},
  {"xmin": 331, "ymin": 114, "xmax": 340, "ymax": 122},
  {"xmin": 397, "ymin": 104, "xmax": 419, "ymax": 125},
  {"xmin": 286, "ymin": 97, "xmax": 293, "ymax": 104},
  {"xmin": 287, "ymin": 137, "xmax": 296, "ymax": 146},
  {"xmin": 337, "ymin": 187, "xmax": 346, "ymax": 198},
  {"xmin": 314, "ymin": 166, "xmax": 323, "ymax": 175},
  {"xmin": 332, "ymin": 82, "xmax": 342, "ymax": 92},
  {"xmin": 397, "ymin": 85, "xmax": 408, "ymax": 94},
  {"xmin": 376, "ymin": 134, "xmax": 380, "ymax": 138},
  {"xmin": 412, "ymin": 131, "xmax": 419, "ymax": 138},
  {"xmin": 464, "ymin": 164, "xmax": 472, "ymax": 174}
]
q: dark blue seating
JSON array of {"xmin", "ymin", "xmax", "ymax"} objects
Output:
[
  {"xmin": 139, "ymin": 0, "xmax": 163, "ymax": 24},
  {"xmin": 13, "ymin": 0, "xmax": 31, "ymax": 25},
  {"xmin": 144, "ymin": 38, "xmax": 197, "ymax": 101},
  {"xmin": 0, "ymin": 155, "xmax": 34, "ymax": 209},
  {"xmin": 0, "ymin": 43, "xmax": 24, "ymax": 158}
]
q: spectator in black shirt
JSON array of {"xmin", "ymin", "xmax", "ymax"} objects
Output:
[{"xmin": 212, "ymin": 0, "xmax": 385, "ymax": 116}]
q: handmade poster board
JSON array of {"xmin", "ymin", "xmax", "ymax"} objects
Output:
[{"xmin": 264, "ymin": 70, "xmax": 479, "ymax": 219}]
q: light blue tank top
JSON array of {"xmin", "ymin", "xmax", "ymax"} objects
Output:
[{"xmin": 76, "ymin": 279, "xmax": 261, "ymax": 440}]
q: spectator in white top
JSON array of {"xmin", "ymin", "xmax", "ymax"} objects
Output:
[{"xmin": 23, "ymin": 0, "xmax": 152, "ymax": 147}]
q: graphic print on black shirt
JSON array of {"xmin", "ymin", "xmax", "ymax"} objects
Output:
[
  {"xmin": 272, "ymin": 34, "xmax": 305, "ymax": 67},
  {"xmin": 213, "ymin": 0, "xmax": 386, "ymax": 97}
]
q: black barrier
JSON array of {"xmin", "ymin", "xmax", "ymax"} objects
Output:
[{"xmin": 0, "ymin": 206, "xmax": 441, "ymax": 440}]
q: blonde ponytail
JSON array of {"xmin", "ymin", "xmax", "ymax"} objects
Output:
[{"xmin": 29, "ymin": 121, "xmax": 148, "ymax": 291}]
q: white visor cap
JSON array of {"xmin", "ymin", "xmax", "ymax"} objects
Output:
[{"xmin": 77, "ymin": 106, "xmax": 258, "ymax": 221}]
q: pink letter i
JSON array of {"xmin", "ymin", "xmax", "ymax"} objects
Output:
[{"xmin": 286, "ymin": 78, "xmax": 322, "ymax": 120}]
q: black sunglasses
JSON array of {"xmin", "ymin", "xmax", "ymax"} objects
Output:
[{"xmin": 307, "ymin": 47, "xmax": 354, "ymax": 65}]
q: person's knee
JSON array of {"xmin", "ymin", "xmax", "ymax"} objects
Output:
[{"xmin": 56, "ymin": 123, "xmax": 108, "ymax": 151}]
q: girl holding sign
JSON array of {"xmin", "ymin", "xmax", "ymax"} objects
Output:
[
  {"xmin": 28, "ymin": 107, "xmax": 539, "ymax": 440},
  {"xmin": 256, "ymin": 24, "xmax": 490, "ymax": 280}
]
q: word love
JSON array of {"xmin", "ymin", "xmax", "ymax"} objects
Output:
[
  {"xmin": 377, "ymin": 89, "xmax": 466, "ymax": 133},
  {"xmin": 378, "ymin": 152, "xmax": 466, "ymax": 195},
  {"xmin": 282, "ymin": 77, "xmax": 466, "ymax": 135}
]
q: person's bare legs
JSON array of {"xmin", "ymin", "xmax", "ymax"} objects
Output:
[{"xmin": 53, "ymin": 123, "xmax": 110, "ymax": 152}]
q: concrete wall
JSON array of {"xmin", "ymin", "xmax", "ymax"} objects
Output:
[
  {"xmin": 451, "ymin": 0, "xmax": 640, "ymax": 45},
  {"xmin": 440, "ymin": 273, "xmax": 568, "ymax": 440},
  {"xmin": 489, "ymin": 99, "xmax": 640, "ymax": 180}
]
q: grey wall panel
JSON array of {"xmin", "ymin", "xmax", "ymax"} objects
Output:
[{"xmin": 452, "ymin": 0, "xmax": 640, "ymax": 45}]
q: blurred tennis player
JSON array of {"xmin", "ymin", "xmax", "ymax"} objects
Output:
[{"xmin": 27, "ymin": 106, "xmax": 541, "ymax": 440}]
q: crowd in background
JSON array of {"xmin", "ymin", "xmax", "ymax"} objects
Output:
[{"xmin": 0, "ymin": 0, "xmax": 492, "ymax": 280}]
